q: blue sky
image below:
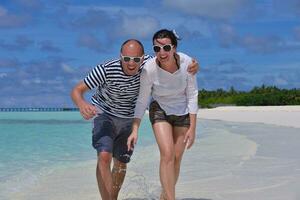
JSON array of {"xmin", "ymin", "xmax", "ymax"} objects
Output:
[{"xmin": 0, "ymin": 0, "xmax": 300, "ymax": 107}]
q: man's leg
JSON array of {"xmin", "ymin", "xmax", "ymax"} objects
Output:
[
  {"xmin": 110, "ymin": 115, "xmax": 133, "ymax": 199},
  {"xmin": 96, "ymin": 151, "xmax": 113, "ymax": 200},
  {"xmin": 111, "ymin": 158, "xmax": 127, "ymax": 200}
]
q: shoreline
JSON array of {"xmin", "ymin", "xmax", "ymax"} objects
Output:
[{"xmin": 198, "ymin": 105, "xmax": 300, "ymax": 128}]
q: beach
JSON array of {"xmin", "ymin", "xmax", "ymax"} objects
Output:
[
  {"xmin": 0, "ymin": 106, "xmax": 300, "ymax": 200},
  {"xmin": 198, "ymin": 105, "xmax": 300, "ymax": 128},
  {"xmin": 192, "ymin": 106, "xmax": 300, "ymax": 200},
  {"xmin": 122, "ymin": 106, "xmax": 300, "ymax": 200}
]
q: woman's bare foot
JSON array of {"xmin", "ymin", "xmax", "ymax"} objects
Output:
[{"xmin": 160, "ymin": 189, "xmax": 167, "ymax": 200}]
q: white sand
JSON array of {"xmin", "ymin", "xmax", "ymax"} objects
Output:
[{"xmin": 198, "ymin": 105, "xmax": 300, "ymax": 128}]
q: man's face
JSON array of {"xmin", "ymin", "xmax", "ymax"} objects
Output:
[{"xmin": 120, "ymin": 42, "xmax": 144, "ymax": 76}]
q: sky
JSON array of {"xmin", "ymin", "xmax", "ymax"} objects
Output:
[{"xmin": 0, "ymin": 0, "xmax": 300, "ymax": 107}]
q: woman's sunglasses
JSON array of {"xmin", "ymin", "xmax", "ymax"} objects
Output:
[
  {"xmin": 153, "ymin": 44, "xmax": 173, "ymax": 53},
  {"xmin": 121, "ymin": 55, "xmax": 144, "ymax": 63}
]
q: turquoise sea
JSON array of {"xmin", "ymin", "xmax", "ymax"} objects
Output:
[
  {"xmin": 0, "ymin": 112, "xmax": 299, "ymax": 200},
  {"xmin": 0, "ymin": 112, "xmax": 155, "ymax": 199}
]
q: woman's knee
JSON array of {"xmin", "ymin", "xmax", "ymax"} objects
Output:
[{"xmin": 160, "ymin": 149, "xmax": 175, "ymax": 163}]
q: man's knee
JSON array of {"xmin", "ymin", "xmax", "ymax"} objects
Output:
[{"xmin": 98, "ymin": 151, "xmax": 112, "ymax": 166}]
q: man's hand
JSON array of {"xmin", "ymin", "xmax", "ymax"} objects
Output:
[
  {"xmin": 78, "ymin": 101, "xmax": 97, "ymax": 120},
  {"xmin": 187, "ymin": 59, "xmax": 200, "ymax": 75},
  {"xmin": 71, "ymin": 81, "xmax": 96, "ymax": 120}
]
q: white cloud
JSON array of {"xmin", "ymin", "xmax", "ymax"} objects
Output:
[
  {"xmin": 33, "ymin": 78, "xmax": 41, "ymax": 84},
  {"xmin": 13, "ymin": 0, "xmax": 44, "ymax": 10},
  {"xmin": 217, "ymin": 24, "xmax": 238, "ymax": 47},
  {"xmin": 273, "ymin": 0, "xmax": 300, "ymax": 17},
  {"xmin": 21, "ymin": 79, "xmax": 30, "ymax": 86},
  {"xmin": 274, "ymin": 77, "xmax": 288, "ymax": 86},
  {"xmin": 121, "ymin": 15, "xmax": 159, "ymax": 38},
  {"xmin": 162, "ymin": 0, "xmax": 249, "ymax": 20},
  {"xmin": 77, "ymin": 33, "xmax": 106, "ymax": 52},
  {"xmin": 68, "ymin": 5, "xmax": 149, "ymax": 16},
  {"xmin": 216, "ymin": 24, "xmax": 300, "ymax": 54},
  {"xmin": 0, "ymin": 72, "xmax": 7, "ymax": 78},
  {"xmin": 0, "ymin": 58, "xmax": 20, "ymax": 68},
  {"xmin": 39, "ymin": 40, "xmax": 61, "ymax": 52},
  {"xmin": 0, "ymin": 9, "xmax": 31, "ymax": 28},
  {"xmin": 61, "ymin": 63, "xmax": 74, "ymax": 73},
  {"xmin": 294, "ymin": 26, "xmax": 300, "ymax": 41},
  {"xmin": 0, "ymin": 6, "xmax": 7, "ymax": 16},
  {"xmin": 0, "ymin": 35, "xmax": 34, "ymax": 51},
  {"xmin": 68, "ymin": 8, "xmax": 156, "ymax": 41}
]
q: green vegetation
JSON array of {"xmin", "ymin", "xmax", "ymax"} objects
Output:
[{"xmin": 199, "ymin": 85, "xmax": 300, "ymax": 108}]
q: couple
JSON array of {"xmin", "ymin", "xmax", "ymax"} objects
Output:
[{"xmin": 71, "ymin": 29, "xmax": 199, "ymax": 200}]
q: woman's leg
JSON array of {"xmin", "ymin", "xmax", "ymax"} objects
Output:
[
  {"xmin": 152, "ymin": 121, "xmax": 176, "ymax": 200},
  {"xmin": 172, "ymin": 126, "xmax": 188, "ymax": 184},
  {"xmin": 160, "ymin": 126, "xmax": 188, "ymax": 200}
]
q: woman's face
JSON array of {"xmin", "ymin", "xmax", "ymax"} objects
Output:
[{"xmin": 153, "ymin": 37, "xmax": 176, "ymax": 64}]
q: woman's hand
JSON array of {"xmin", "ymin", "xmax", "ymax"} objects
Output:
[{"xmin": 184, "ymin": 127, "xmax": 196, "ymax": 149}]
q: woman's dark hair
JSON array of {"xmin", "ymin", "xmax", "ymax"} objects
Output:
[{"xmin": 152, "ymin": 29, "xmax": 179, "ymax": 47}]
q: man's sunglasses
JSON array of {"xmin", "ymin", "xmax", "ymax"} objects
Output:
[
  {"xmin": 121, "ymin": 55, "xmax": 144, "ymax": 63},
  {"xmin": 153, "ymin": 44, "xmax": 173, "ymax": 53}
]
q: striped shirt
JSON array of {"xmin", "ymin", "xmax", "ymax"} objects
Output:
[{"xmin": 84, "ymin": 55, "xmax": 151, "ymax": 118}]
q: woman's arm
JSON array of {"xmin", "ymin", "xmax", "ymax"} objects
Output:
[
  {"xmin": 127, "ymin": 64, "xmax": 153, "ymax": 151},
  {"xmin": 184, "ymin": 113, "xmax": 197, "ymax": 149},
  {"xmin": 186, "ymin": 72, "xmax": 199, "ymax": 114},
  {"xmin": 127, "ymin": 118, "xmax": 141, "ymax": 151},
  {"xmin": 185, "ymin": 59, "xmax": 199, "ymax": 149},
  {"xmin": 134, "ymin": 67, "xmax": 153, "ymax": 119}
]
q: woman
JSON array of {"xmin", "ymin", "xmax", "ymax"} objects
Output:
[{"xmin": 127, "ymin": 29, "xmax": 198, "ymax": 199}]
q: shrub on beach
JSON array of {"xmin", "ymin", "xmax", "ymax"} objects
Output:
[{"xmin": 198, "ymin": 85, "xmax": 300, "ymax": 108}]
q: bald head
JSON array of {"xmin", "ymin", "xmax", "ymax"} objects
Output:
[
  {"xmin": 119, "ymin": 39, "xmax": 145, "ymax": 76},
  {"xmin": 120, "ymin": 39, "xmax": 144, "ymax": 56}
]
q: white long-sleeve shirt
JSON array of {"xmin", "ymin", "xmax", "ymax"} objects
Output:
[{"xmin": 134, "ymin": 52, "xmax": 198, "ymax": 119}]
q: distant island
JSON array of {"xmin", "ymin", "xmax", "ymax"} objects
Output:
[
  {"xmin": 1, "ymin": 85, "xmax": 299, "ymax": 111},
  {"xmin": 199, "ymin": 85, "xmax": 300, "ymax": 108},
  {"xmin": 0, "ymin": 108, "xmax": 79, "ymax": 112}
]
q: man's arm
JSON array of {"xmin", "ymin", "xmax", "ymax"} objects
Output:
[{"xmin": 71, "ymin": 81, "xmax": 97, "ymax": 120}]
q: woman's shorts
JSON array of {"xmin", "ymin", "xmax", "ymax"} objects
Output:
[{"xmin": 149, "ymin": 101, "xmax": 190, "ymax": 127}]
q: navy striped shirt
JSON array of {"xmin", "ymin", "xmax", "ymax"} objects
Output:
[{"xmin": 84, "ymin": 55, "xmax": 151, "ymax": 118}]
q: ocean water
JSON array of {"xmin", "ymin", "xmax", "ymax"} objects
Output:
[
  {"xmin": 0, "ymin": 112, "xmax": 299, "ymax": 200},
  {"xmin": 0, "ymin": 111, "xmax": 156, "ymax": 200}
]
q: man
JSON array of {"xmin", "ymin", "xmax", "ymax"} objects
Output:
[{"xmin": 71, "ymin": 39, "xmax": 198, "ymax": 200}]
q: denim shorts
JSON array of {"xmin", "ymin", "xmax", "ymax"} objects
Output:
[
  {"xmin": 92, "ymin": 112, "xmax": 133, "ymax": 163},
  {"xmin": 149, "ymin": 101, "xmax": 190, "ymax": 127}
]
